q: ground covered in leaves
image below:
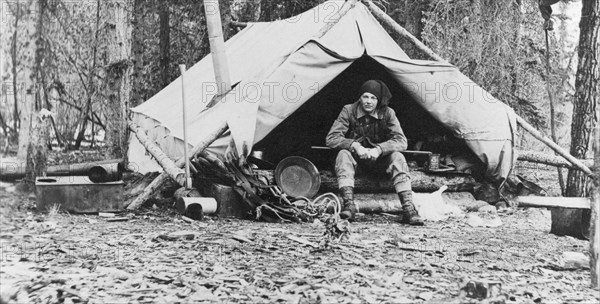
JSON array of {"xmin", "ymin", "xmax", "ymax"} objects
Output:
[{"xmin": 1, "ymin": 182, "xmax": 598, "ymax": 304}]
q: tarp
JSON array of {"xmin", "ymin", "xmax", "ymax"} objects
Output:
[{"xmin": 129, "ymin": 0, "xmax": 517, "ymax": 182}]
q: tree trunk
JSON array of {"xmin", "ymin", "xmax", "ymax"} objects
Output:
[
  {"xmin": 159, "ymin": 4, "xmax": 170, "ymax": 87},
  {"xmin": 102, "ymin": 0, "xmax": 134, "ymax": 160},
  {"xmin": 130, "ymin": 0, "xmax": 144, "ymax": 107},
  {"xmin": 24, "ymin": 111, "xmax": 51, "ymax": 188},
  {"xmin": 590, "ymin": 127, "xmax": 599, "ymax": 288},
  {"xmin": 20, "ymin": 0, "xmax": 48, "ymax": 190},
  {"xmin": 11, "ymin": 3, "xmax": 21, "ymax": 144},
  {"xmin": 552, "ymin": 0, "xmax": 599, "ymax": 239},
  {"xmin": 74, "ymin": 0, "xmax": 101, "ymax": 150},
  {"xmin": 15, "ymin": 0, "xmax": 38, "ymax": 161}
]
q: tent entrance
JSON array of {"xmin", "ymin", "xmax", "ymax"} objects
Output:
[{"xmin": 253, "ymin": 56, "xmax": 482, "ymax": 176}]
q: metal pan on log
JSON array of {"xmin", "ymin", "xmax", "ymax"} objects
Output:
[{"xmin": 274, "ymin": 156, "xmax": 321, "ymax": 199}]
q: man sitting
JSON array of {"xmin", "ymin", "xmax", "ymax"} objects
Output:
[{"xmin": 325, "ymin": 80, "xmax": 424, "ymax": 225}]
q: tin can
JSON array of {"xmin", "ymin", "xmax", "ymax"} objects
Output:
[{"xmin": 428, "ymin": 154, "xmax": 440, "ymax": 170}]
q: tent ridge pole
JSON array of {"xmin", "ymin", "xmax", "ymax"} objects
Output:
[{"xmin": 312, "ymin": 0, "xmax": 358, "ymax": 39}]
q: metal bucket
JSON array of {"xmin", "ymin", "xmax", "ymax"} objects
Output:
[{"xmin": 88, "ymin": 163, "xmax": 124, "ymax": 183}]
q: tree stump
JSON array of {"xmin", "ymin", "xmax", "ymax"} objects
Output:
[{"xmin": 550, "ymin": 209, "xmax": 590, "ymax": 239}]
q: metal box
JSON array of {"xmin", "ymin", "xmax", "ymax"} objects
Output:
[{"xmin": 35, "ymin": 176, "xmax": 124, "ymax": 213}]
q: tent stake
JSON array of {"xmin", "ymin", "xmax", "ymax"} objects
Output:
[{"xmin": 362, "ymin": 0, "xmax": 593, "ymax": 177}]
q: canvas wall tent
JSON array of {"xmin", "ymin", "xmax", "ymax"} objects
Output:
[{"xmin": 129, "ymin": 0, "xmax": 517, "ymax": 184}]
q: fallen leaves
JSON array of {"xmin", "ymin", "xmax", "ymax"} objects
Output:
[{"xmin": 0, "ymin": 203, "xmax": 599, "ymax": 304}]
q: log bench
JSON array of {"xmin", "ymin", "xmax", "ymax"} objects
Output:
[
  {"xmin": 257, "ymin": 169, "xmax": 478, "ymax": 193},
  {"xmin": 196, "ymin": 169, "xmax": 477, "ymax": 218}
]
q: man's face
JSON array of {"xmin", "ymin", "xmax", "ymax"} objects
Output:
[{"xmin": 359, "ymin": 92, "xmax": 378, "ymax": 114}]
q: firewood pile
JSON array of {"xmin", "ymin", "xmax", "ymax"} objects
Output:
[{"xmin": 192, "ymin": 152, "xmax": 343, "ymax": 227}]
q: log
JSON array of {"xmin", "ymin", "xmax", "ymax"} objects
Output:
[
  {"xmin": 362, "ymin": 0, "xmax": 594, "ymax": 177},
  {"xmin": 518, "ymin": 196, "xmax": 591, "ymax": 209},
  {"xmin": 354, "ymin": 193, "xmax": 402, "ymax": 214},
  {"xmin": 590, "ymin": 127, "xmax": 599, "ymax": 288},
  {"xmin": 516, "ymin": 150, "xmax": 594, "ymax": 169},
  {"xmin": 128, "ymin": 120, "xmax": 186, "ymax": 186},
  {"xmin": 319, "ymin": 170, "xmax": 477, "ymax": 193},
  {"xmin": 126, "ymin": 120, "xmax": 228, "ymax": 210},
  {"xmin": 256, "ymin": 169, "xmax": 478, "ymax": 193}
]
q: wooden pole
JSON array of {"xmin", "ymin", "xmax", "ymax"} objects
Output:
[
  {"xmin": 362, "ymin": 0, "xmax": 594, "ymax": 177},
  {"xmin": 204, "ymin": 0, "xmax": 231, "ymax": 95},
  {"xmin": 544, "ymin": 29, "xmax": 566, "ymax": 194},
  {"xmin": 127, "ymin": 120, "xmax": 227, "ymax": 210},
  {"xmin": 128, "ymin": 121, "xmax": 186, "ymax": 186},
  {"xmin": 316, "ymin": 0, "xmax": 357, "ymax": 38},
  {"xmin": 516, "ymin": 150, "xmax": 594, "ymax": 169},
  {"xmin": 362, "ymin": 0, "xmax": 447, "ymax": 63},
  {"xmin": 178, "ymin": 65, "xmax": 192, "ymax": 188},
  {"xmin": 518, "ymin": 196, "xmax": 591, "ymax": 209},
  {"xmin": 230, "ymin": 21, "xmax": 249, "ymax": 28},
  {"xmin": 516, "ymin": 115, "xmax": 593, "ymax": 176},
  {"xmin": 590, "ymin": 126, "xmax": 599, "ymax": 289}
]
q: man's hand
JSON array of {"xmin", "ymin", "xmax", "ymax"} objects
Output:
[
  {"xmin": 367, "ymin": 147, "xmax": 382, "ymax": 161},
  {"xmin": 351, "ymin": 142, "xmax": 369, "ymax": 160}
]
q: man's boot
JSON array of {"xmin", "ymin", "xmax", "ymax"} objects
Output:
[
  {"xmin": 398, "ymin": 191, "xmax": 424, "ymax": 226},
  {"xmin": 339, "ymin": 186, "xmax": 357, "ymax": 220}
]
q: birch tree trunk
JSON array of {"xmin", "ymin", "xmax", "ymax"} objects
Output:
[
  {"xmin": 102, "ymin": 0, "xmax": 134, "ymax": 160},
  {"xmin": 16, "ymin": 0, "xmax": 38, "ymax": 162},
  {"xmin": 551, "ymin": 0, "xmax": 599, "ymax": 238},
  {"xmin": 25, "ymin": 111, "xmax": 51, "ymax": 188},
  {"xmin": 17, "ymin": 0, "xmax": 49, "ymax": 191}
]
